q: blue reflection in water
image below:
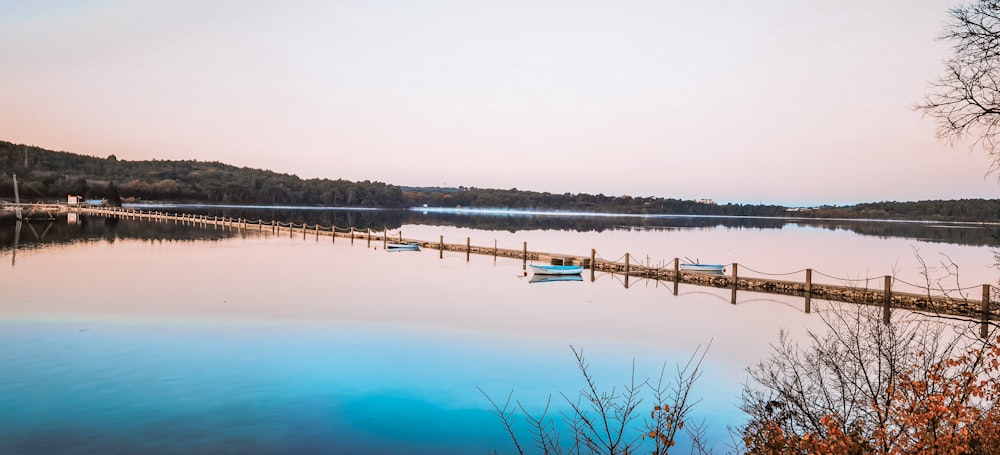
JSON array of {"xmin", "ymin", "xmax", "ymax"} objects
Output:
[
  {"xmin": 0, "ymin": 322, "xmax": 528, "ymax": 454},
  {"xmin": 0, "ymin": 318, "xmax": 742, "ymax": 454}
]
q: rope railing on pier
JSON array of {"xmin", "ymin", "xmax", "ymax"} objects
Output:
[{"xmin": 738, "ymin": 264, "xmax": 808, "ymax": 277}]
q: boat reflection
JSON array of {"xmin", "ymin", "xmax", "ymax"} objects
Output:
[{"xmin": 529, "ymin": 274, "xmax": 584, "ymax": 284}]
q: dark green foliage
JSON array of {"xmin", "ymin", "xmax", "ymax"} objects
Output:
[{"xmin": 0, "ymin": 141, "xmax": 406, "ymax": 207}]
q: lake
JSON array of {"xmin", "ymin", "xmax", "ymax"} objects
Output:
[{"xmin": 1, "ymin": 208, "xmax": 996, "ymax": 454}]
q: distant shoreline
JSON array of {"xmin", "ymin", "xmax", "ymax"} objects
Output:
[{"xmin": 4, "ymin": 201, "xmax": 999, "ymax": 227}]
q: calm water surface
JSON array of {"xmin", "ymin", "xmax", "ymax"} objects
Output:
[{"xmin": 0, "ymin": 211, "xmax": 995, "ymax": 454}]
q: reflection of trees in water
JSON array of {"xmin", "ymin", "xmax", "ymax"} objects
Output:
[
  {"xmin": 402, "ymin": 213, "xmax": 1000, "ymax": 247},
  {"xmin": 154, "ymin": 207, "xmax": 405, "ymax": 231},
  {"xmin": 4, "ymin": 209, "xmax": 997, "ymax": 250},
  {"xmin": 0, "ymin": 215, "xmax": 236, "ymax": 252},
  {"xmin": 791, "ymin": 220, "xmax": 1000, "ymax": 248},
  {"xmin": 125, "ymin": 207, "xmax": 1000, "ymax": 247}
]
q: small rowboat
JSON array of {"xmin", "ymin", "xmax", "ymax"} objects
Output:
[
  {"xmin": 387, "ymin": 242, "xmax": 420, "ymax": 251},
  {"xmin": 530, "ymin": 264, "xmax": 584, "ymax": 275},
  {"xmin": 679, "ymin": 262, "xmax": 725, "ymax": 273}
]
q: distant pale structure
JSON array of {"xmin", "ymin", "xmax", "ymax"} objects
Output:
[
  {"xmin": 696, "ymin": 198, "xmax": 715, "ymax": 205},
  {"xmin": 67, "ymin": 194, "xmax": 80, "ymax": 205}
]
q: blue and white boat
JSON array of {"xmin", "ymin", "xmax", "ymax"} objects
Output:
[
  {"xmin": 679, "ymin": 262, "xmax": 725, "ymax": 273},
  {"xmin": 387, "ymin": 242, "xmax": 420, "ymax": 251},
  {"xmin": 529, "ymin": 264, "xmax": 584, "ymax": 275}
]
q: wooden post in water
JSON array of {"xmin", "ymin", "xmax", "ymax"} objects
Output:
[
  {"xmin": 624, "ymin": 253, "xmax": 630, "ymax": 289},
  {"xmin": 302, "ymin": 223, "xmax": 307, "ymax": 240},
  {"xmin": 271, "ymin": 220, "xmax": 276, "ymax": 234},
  {"xmin": 367, "ymin": 228, "xmax": 371, "ymax": 247},
  {"xmin": 982, "ymin": 284, "xmax": 991, "ymax": 339},
  {"xmin": 315, "ymin": 224, "xmax": 320, "ymax": 241},
  {"xmin": 350, "ymin": 227, "xmax": 355, "ymax": 244},
  {"xmin": 331, "ymin": 225, "xmax": 336, "ymax": 243},
  {"xmin": 383, "ymin": 228, "xmax": 388, "ymax": 249},
  {"xmin": 731, "ymin": 263, "xmax": 739, "ymax": 305},
  {"xmin": 440, "ymin": 235, "xmax": 444, "ymax": 259},
  {"xmin": 466, "ymin": 237, "xmax": 471, "ymax": 262},
  {"xmin": 522, "ymin": 242, "xmax": 527, "ymax": 269},
  {"xmin": 805, "ymin": 268, "xmax": 812, "ymax": 313},
  {"xmin": 883, "ymin": 276, "xmax": 892, "ymax": 324},
  {"xmin": 673, "ymin": 258, "xmax": 679, "ymax": 296},
  {"xmin": 494, "ymin": 240, "xmax": 498, "ymax": 260},
  {"xmin": 590, "ymin": 249, "xmax": 596, "ymax": 282}
]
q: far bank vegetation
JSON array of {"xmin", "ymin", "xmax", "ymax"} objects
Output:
[{"xmin": 2, "ymin": 141, "xmax": 999, "ymax": 222}]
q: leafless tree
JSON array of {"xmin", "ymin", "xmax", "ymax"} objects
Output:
[
  {"xmin": 740, "ymin": 301, "xmax": 999, "ymax": 452},
  {"xmin": 482, "ymin": 344, "xmax": 711, "ymax": 455},
  {"xmin": 918, "ymin": 0, "xmax": 1000, "ymax": 172}
]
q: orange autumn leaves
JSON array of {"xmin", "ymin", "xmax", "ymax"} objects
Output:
[{"xmin": 744, "ymin": 339, "xmax": 1000, "ymax": 454}]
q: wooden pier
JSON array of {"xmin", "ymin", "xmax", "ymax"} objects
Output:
[{"xmin": 76, "ymin": 206, "xmax": 997, "ymax": 335}]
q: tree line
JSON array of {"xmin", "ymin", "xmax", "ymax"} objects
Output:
[
  {"xmin": 0, "ymin": 141, "xmax": 404, "ymax": 207},
  {"xmin": 2, "ymin": 140, "xmax": 999, "ymax": 221}
]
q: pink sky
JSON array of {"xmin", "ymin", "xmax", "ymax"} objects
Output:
[{"xmin": 1, "ymin": 0, "xmax": 995, "ymax": 206}]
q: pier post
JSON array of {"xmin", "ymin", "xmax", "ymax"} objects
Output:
[
  {"xmin": 303, "ymin": 223, "xmax": 307, "ymax": 240},
  {"xmin": 466, "ymin": 237, "xmax": 471, "ymax": 262},
  {"xmin": 624, "ymin": 253, "xmax": 630, "ymax": 289},
  {"xmin": 805, "ymin": 269, "xmax": 812, "ymax": 313},
  {"xmin": 731, "ymin": 263, "xmax": 739, "ymax": 305},
  {"xmin": 673, "ymin": 258, "xmax": 679, "ymax": 296},
  {"xmin": 332, "ymin": 225, "xmax": 336, "ymax": 243},
  {"xmin": 350, "ymin": 227, "xmax": 355, "ymax": 244},
  {"xmin": 384, "ymin": 228, "xmax": 388, "ymax": 249},
  {"xmin": 590, "ymin": 249, "xmax": 596, "ymax": 282},
  {"xmin": 494, "ymin": 240, "xmax": 498, "ymax": 260},
  {"xmin": 316, "ymin": 224, "xmax": 320, "ymax": 241},
  {"xmin": 982, "ymin": 284, "xmax": 992, "ymax": 339},
  {"xmin": 367, "ymin": 228, "xmax": 371, "ymax": 247},
  {"xmin": 522, "ymin": 242, "xmax": 527, "ymax": 269},
  {"xmin": 883, "ymin": 276, "xmax": 892, "ymax": 324},
  {"xmin": 440, "ymin": 235, "xmax": 444, "ymax": 259}
]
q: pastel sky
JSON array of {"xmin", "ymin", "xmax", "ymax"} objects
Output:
[{"xmin": 1, "ymin": 0, "xmax": 996, "ymax": 206}]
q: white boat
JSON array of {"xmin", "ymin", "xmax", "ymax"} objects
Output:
[
  {"xmin": 387, "ymin": 242, "xmax": 420, "ymax": 251},
  {"xmin": 679, "ymin": 262, "xmax": 725, "ymax": 273},
  {"xmin": 530, "ymin": 264, "xmax": 584, "ymax": 275}
]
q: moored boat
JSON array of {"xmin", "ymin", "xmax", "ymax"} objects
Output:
[
  {"xmin": 387, "ymin": 242, "xmax": 420, "ymax": 251},
  {"xmin": 529, "ymin": 264, "xmax": 584, "ymax": 275},
  {"xmin": 679, "ymin": 262, "xmax": 726, "ymax": 273}
]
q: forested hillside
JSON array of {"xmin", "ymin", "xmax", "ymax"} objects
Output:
[
  {"xmin": 0, "ymin": 141, "xmax": 405, "ymax": 207},
  {"xmin": 2, "ymin": 140, "xmax": 999, "ymax": 221}
]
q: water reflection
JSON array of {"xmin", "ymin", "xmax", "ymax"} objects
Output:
[
  {"xmin": 0, "ymin": 216, "xmax": 991, "ymax": 454},
  {"xmin": 120, "ymin": 205, "xmax": 1000, "ymax": 248},
  {"xmin": 0, "ymin": 215, "xmax": 238, "ymax": 254}
]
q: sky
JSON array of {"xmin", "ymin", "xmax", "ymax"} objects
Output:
[{"xmin": 0, "ymin": 0, "xmax": 996, "ymax": 207}]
